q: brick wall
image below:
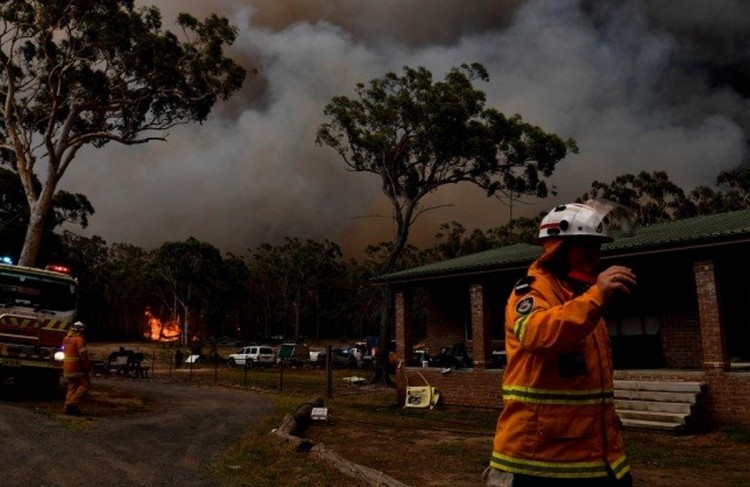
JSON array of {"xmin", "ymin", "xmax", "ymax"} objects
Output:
[
  {"xmin": 396, "ymin": 365, "xmax": 504, "ymax": 409},
  {"xmin": 660, "ymin": 312, "xmax": 702, "ymax": 368},
  {"xmin": 396, "ymin": 367, "xmax": 750, "ymax": 427},
  {"xmin": 470, "ymin": 283, "xmax": 491, "ymax": 367},
  {"xmin": 394, "ymin": 290, "xmax": 413, "ymax": 363},
  {"xmin": 395, "ymin": 255, "xmax": 750, "ymax": 427},
  {"xmin": 694, "ymin": 260, "xmax": 729, "ymax": 369},
  {"xmin": 704, "ymin": 371, "xmax": 750, "ymax": 426}
]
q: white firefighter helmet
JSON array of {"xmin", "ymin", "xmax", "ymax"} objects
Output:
[
  {"xmin": 71, "ymin": 321, "xmax": 86, "ymax": 332},
  {"xmin": 537, "ymin": 200, "xmax": 632, "ymax": 242}
]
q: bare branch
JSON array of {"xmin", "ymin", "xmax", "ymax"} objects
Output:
[{"xmin": 410, "ymin": 204, "xmax": 454, "ymax": 225}]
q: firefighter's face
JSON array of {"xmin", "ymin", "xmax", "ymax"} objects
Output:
[{"xmin": 567, "ymin": 238, "xmax": 601, "ymax": 274}]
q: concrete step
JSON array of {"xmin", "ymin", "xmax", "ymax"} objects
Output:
[
  {"xmin": 617, "ymin": 409, "xmax": 686, "ymax": 424},
  {"xmin": 615, "ymin": 398, "xmax": 692, "ymax": 415},
  {"xmin": 613, "ymin": 380, "xmax": 707, "ymax": 434},
  {"xmin": 614, "ymin": 380, "xmax": 704, "ymax": 393},
  {"xmin": 614, "ymin": 389, "xmax": 697, "ymax": 404},
  {"xmin": 620, "ymin": 418, "xmax": 685, "ymax": 433}
]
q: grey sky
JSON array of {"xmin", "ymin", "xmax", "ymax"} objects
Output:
[{"xmin": 62, "ymin": 0, "xmax": 750, "ymax": 256}]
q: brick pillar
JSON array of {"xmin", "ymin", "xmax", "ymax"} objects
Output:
[
  {"xmin": 394, "ymin": 289, "xmax": 413, "ymax": 364},
  {"xmin": 470, "ymin": 282, "xmax": 491, "ymax": 369},
  {"xmin": 694, "ymin": 260, "xmax": 729, "ymax": 370}
]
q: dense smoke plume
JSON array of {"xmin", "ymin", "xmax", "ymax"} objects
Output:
[{"xmin": 63, "ymin": 0, "xmax": 750, "ymax": 255}]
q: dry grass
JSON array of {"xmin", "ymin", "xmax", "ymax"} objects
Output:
[{"xmin": 80, "ymin": 342, "xmax": 750, "ymax": 486}]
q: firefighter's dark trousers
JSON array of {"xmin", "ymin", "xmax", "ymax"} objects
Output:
[{"xmin": 65, "ymin": 374, "xmax": 91, "ymax": 409}]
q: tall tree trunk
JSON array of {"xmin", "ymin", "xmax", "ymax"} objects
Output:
[
  {"xmin": 18, "ymin": 185, "xmax": 56, "ymax": 266},
  {"xmin": 372, "ymin": 204, "xmax": 414, "ymax": 385},
  {"xmin": 293, "ymin": 285, "xmax": 301, "ymax": 341},
  {"xmin": 18, "ymin": 209, "xmax": 45, "ymax": 266},
  {"xmin": 315, "ymin": 289, "xmax": 320, "ymax": 340},
  {"xmin": 182, "ymin": 307, "xmax": 190, "ymax": 347},
  {"xmin": 376, "ymin": 286, "xmax": 394, "ymax": 386}
]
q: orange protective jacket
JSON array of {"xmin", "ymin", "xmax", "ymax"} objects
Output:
[
  {"xmin": 63, "ymin": 332, "xmax": 91, "ymax": 378},
  {"xmin": 490, "ymin": 241, "xmax": 629, "ymax": 480}
]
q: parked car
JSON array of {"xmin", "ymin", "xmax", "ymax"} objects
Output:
[
  {"xmin": 338, "ymin": 342, "xmax": 374, "ymax": 368},
  {"xmin": 276, "ymin": 343, "xmax": 311, "ymax": 366},
  {"xmin": 309, "ymin": 349, "xmax": 324, "ymax": 362},
  {"xmin": 314, "ymin": 348, "xmax": 357, "ymax": 369},
  {"xmin": 227, "ymin": 345, "xmax": 275, "ymax": 368}
]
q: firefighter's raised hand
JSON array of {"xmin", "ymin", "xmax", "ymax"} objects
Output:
[{"xmin": 596, "ymin": 265, "xmax": 636, "ymax": 301}]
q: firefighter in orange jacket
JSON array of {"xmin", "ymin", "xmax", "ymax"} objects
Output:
[
  {"xmin": 63, "ymin": 321, "xmax": 91, "ymax": 415},
  {"xmin": 486, "ymin": 202, "xmax": 636, "ymax": 486}
]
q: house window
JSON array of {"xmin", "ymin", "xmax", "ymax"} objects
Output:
[{"xmin": 607, "ymin": 315, "xmax": 662, "ymax": 369}]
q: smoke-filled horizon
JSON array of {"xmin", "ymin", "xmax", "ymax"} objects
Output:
[{"xmin": 63, "ymin": 0, "xmax": 750, "ymax": 257}]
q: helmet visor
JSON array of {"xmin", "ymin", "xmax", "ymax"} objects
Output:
[{"xmin": 584, "ymin": 199, "xmax": 636, "ymax": 239}]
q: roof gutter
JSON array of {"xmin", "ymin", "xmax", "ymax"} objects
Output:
[{"xmin": 378, "ymin": 236, "xmax": 750, "ymax": 286}]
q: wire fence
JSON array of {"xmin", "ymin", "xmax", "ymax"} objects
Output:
[{"xmin": 95, "ymin": 346, "xmax": 390, "ymax": 400}]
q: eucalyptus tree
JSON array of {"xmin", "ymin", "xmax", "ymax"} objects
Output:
[
  {"xmin": 0, "ymin": 166, "xmax": 93, "ymax": 262},
  {"xmin": 56, "ymin": 233, "xmax": 111, "ymax": 340},
  {"xmin": 245, "ymin": 242, "xmax": 287, "ymax": 339},
  {"xmin": 426, "ymin": 221, "xmax": 494, "ymax": 261},
  {"xmin": 149, "ymin": 237, "xmax": 225, "ymax": 346},
  {"xmin": 317, "ymin": 63, "xmax": 575, "ymax": 378},
  {"xmin": 0, "ymin": 1, "xmax": 246, "ymax": 265},
  {"xmin": 208, "ymin": 255, "xmax": 250, "ymax": 340},
  {"xmin": 317, "ymin": 63, "xmax": 575, "ymax": 274},
  {"xmin": 55, "ymin": 234, "xmax": 149, "ymax": 341},
  {"xmin": 486, "ymin": 215, "xmax": 541, "ymax": 247},
  {"xmin": 246, "ymin": 238, "xmax": 343, "ymax": 341},
  {"xmin": 282, "ymin": 238, "xmax": 343, "ymax": 341},
  {"xmin": 713, "ymin": 164, "xmax": 750, "ymax": 211},
  {"xmin": 578, "ymin": 170, "xmax": 693, "ymax": 225}
]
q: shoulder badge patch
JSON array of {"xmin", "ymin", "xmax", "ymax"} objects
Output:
[
  {"xmin": 515, "ymin": 296, "xmax": 535, "ymax": 316},
  {"xmin": 514, "ymin": 276, "xmax": 536, "ymax": 295}
]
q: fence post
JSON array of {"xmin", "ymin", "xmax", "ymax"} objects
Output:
[
  {"xmin": 244, "ymin": 360, "xmax": 249, "ymax": 387},
  {"xmin": 279, "ymin": 359, "xmax": 284, "ymax": 393},
  {"xmin": 214, "ymin": 357, "xmax": 218, "ymax": 383},
  {"xmin": 326, "ymin": 345, "xmax": 333, "ymax": 399}
]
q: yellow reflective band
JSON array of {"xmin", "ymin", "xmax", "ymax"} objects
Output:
[
  {"xmin": 610, "ymin": 454, "xmax": 631, "ymax": 479},
  {"xmin": 502, "ymin": 385, "xmax": 614, "ymax": 405},
  {"xmin": 490, "ymin": 452, "xmax": 610, "ymax": 478},
  {"xmin": 513, "ymin": 313, "xmax": 532, "ymax": 342}
]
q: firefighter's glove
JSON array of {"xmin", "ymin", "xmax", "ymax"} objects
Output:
[{"xmin": 596, "ymin": 265, "xmax": 636, "ymax": 304}]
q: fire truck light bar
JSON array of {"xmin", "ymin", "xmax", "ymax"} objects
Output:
[{"xmin": 45, "ymin": 264, "xmax": 71, "ymax": 274}]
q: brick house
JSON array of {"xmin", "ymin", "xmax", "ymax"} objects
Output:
[{"xmin": 378, "ymin": 209, "xmax": 750, "ymax": 427}]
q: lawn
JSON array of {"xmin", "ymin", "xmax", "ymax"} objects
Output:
[
  {"xmin": 218, "ymin": 387, "xmax": 750, "ymax": 487},
  {"xmin": 84, "ymin": 343, "xmax": 750, "ymax": 486}
]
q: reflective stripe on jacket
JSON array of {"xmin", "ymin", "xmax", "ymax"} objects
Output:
[
  {"xmin": 490, "ymin": 251, "xmax": 629, "ymax": 480},
  {"xmin": 63, "ymin": 332, "xmax": 90, "ymax": 378}
]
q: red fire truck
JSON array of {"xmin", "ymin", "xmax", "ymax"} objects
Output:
[{"xmin": 0, "ymin": 259, "xmax": 77, "ymax": 393}]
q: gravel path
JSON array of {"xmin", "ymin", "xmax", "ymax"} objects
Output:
[{"xmin": 0, "ymin": 378, "xmax": 273, "ymax": 487}]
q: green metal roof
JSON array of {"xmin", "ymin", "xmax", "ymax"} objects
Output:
[{"xmin": 378, "ymin": 208, "xmax": 750, "ymax": 284}]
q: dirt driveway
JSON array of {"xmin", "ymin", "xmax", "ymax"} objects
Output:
[{"xmin": 0, "ymin": 377, "xmax": 273, "ymax": 487}]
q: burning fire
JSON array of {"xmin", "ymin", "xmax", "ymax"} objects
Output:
[{"xmin": 144, "ymin": 308, "xmax": 181, "ymax": 342}]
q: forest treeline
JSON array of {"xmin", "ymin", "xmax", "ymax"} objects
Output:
[{"xmin": 2, "ymin": 167, "xmax": 748, "ymax": 344}]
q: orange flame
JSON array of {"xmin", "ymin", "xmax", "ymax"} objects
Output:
[{"xmin": 144, "ymin": 308, "xmax": 181, "ymax": 342}]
